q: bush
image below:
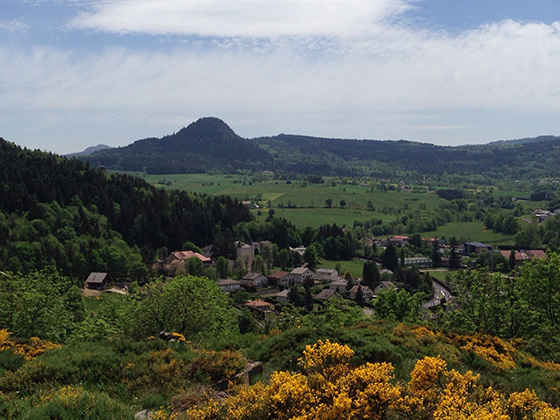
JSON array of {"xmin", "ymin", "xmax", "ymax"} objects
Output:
[{"xmin": 21, "ymin": 386, "xmax": 134, "ymax": 420}]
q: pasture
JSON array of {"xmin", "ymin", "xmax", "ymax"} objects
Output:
[
  {"xmin": 143, "ymin": 173, "xmax": 447, "ymax": 228},
  {"xmin": 140, "ymin": 173, "xmax": 520, "ymax": 244},
  {"xmin": 421, "ymin": 221, "xmax": 515, "ymax": 245}
]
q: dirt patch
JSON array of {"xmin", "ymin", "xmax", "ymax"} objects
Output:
[
  {"xmin": 81, "ymin": 288, "xmax": 102, "ymax": 298},
  {"xmin": 106, "ymin": 287, "xmax": 127, "ymax": 295}
]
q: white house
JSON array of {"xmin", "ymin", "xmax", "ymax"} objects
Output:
[
  {"xmin": 349, "ymin": 285, "xmax": 375, "ymax": 302},
  {"xmin": 285, "ymin": 267, "xmax": 315, "ymax": 285},
  {"xmin": 274, "ymin": 289, "xmax": 290, "ymax": 303},
  {"xmin": 240, "ymin": 272, "xmax": 268, "ymax": 288},
  {"xmin": 315, "ymin": 268, "xmax": 338, "ymax": 283},
  {"xmin": 374, "ymin": 281, "xmax": 398, "ymax": 294},
  {"xmin": 216, "ymin": 279, "xmax": 242, "ymax": 293},
  {"xmin": 329, "ymin": 279, "xmax": 347, "ymax": 292}
]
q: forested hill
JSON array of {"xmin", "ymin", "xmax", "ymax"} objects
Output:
[
  {"xmin": 81, "ymin": 117, "xmax": 560, "ymax": 179},
  {"xmin": 85, "ymin": 117, "xmax": 272, "ymax": 174},
  {"xmin": 256, "ymin": 134, "xmax": 560, "ymax": 179},
  {"xmin": 0, "ymin": 139, "xmax": 251, "ymax": 279}
]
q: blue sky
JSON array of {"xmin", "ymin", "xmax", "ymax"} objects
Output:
[{"xmin": 2, "ymin": 0, "xmax": 560, "ymax": 154}]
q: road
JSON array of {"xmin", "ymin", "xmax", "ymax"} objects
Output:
[{"xmin": 423, "ymin": 279, "xmax": 453, "ymax": 309}]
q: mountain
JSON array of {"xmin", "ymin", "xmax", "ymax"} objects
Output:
[
  {"xmin": 85, "ymin": 117, "xmax": 273, "ymax": 174},
  {"xmin": 81, "ymin": 117, "xmax": 560, "ymax": 179},
  {"xmin": 66, "ymin": 144, "xmax": 113, "ymax": 157}
]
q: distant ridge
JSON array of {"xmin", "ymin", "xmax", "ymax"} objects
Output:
[
  {"xmin": 486, "ymin": 135, "xmax": 560, "ymax": 147},
  {"xmin": 66, "ymin": 144, "xmax": 112, "ymax": 157},
  {"xmin": 79, "ymin": 117, "xmax": 560, "ymax": 179}
]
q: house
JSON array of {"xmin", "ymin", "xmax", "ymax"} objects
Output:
[
  {"xmin": 153, "ymin": 250, "xmax": 212, "ymax": 275},
  {"xmin": 244, "ymin": 300, "xmax": 275, "ymax": 312},
  {"xmin": 314, "ymin": 288, "xmax": 338, "ymax": 302},
  {"xmin": 329, "ymin": 279, "xmax": 347, "ymax": 292},
  {"xmin": 315, "ymin": 268, "xmax": 338, "ymax": 283},
  {"xmin": 201, "ymin": 245, "xmax": 213, "ymax": 259},
  {"xmin": 274, "ymin": 289, "xmax": 290, "ymax": 303},
  {"xmin": 349, "ymin": 285, "xmax": 375, "ymax": 302},
  {"xmin": 240, "ymin": 272, "xmax": 268, "ymax": 288},
  {"xmin": 253, "ymin": 240, "xmax": 272, "ymax": 256},
  {"xmin": 464, "ymin": 242, "xmax": 493, "ymax": 255},
  {"xmin": 216, "ymin": 279, "xmax": 242, "ymax": 293},
  {"xmin": 85, "ymin": 272, "xmax": 110, "ymax": 290},
  {"xmin": 164, "ymin": 251, "xmax": 211, "ymax": 265},
  {"xmin": 374, "ymin": 281, "xmax": 397, "ymax": 294},
  {"xmin": 534, "ymin": 210, "xmax": 552, "ymax": 223},
  {"xmin": 499, "ymin": 250, "xmax": 547, "ymax": 266},
  {"xmin": 404, "ymin": 257, "xmax": 433, "ymax": 268},
  {"xmin": 389, "ymin": 236, "xmax": 409, "ymax": 246},
  {"xmin": 285, "ymin": 267, "xmax": 315, "ymax": 285},
  {"xmin": 235, "ymin": 241, "xmax": 253, "ymax": 260},
  {"xmin": 269, "ymin": 271, "xmax": 290, "ymax": 286},
  {"xmin": 290, "ymin": 246, "xmax": 306, "ymax": 257},
  {"xmin": 241, "ymin": 201, "xmax": 257, "ymax": 209}
]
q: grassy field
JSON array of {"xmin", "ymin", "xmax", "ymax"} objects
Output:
[
  {"xmin": 421, "ymin": 221, "xmax": 515, "ymax": 245},
  {"xmin": 254, "ymin": 207, "xmax": 395, "ymax": 229},
  {"xmin": 135, "ymin": 173, "xmax": 525, "ymax": 244},
  {"xmin": 141, "ymin": 173, "xmax": 447, "ymax": 229},
  {"xmin": 427, "ymin": 269, "xmax": 458, "ymax": 284},
  {"xmin": 144, "ymin": 173, "xmax": 442, "ymax": 208},
  {"xmin": 318, "ymin": 259, "xmax": 367, "ymax": 278}
]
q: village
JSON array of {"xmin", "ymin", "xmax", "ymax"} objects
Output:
[{"xmin": 83, "ymin": 233, "xmax": 548, "ymax": 320}]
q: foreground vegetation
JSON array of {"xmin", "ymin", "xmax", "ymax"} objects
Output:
[{"xmin": 2, "ymin": 255, "xmax": 560, "ymax": 418}]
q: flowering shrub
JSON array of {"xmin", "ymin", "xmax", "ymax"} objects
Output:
[
  {"xmin": 453, "ymin": 334, "xmax": 517, "ymax": 371},
  {"xmin": 0, "ymin": 329, "xmax": 61, "ymax": 360},
  {"xmin": 186, "ymin": 340, "xmax": 560, "ymax": 420}
]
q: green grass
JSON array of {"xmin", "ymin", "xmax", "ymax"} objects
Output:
[
  {"xmin": 134, "ymin": 173, "xmax": 519, "ymax": 244},
  {"xmin": 138, "ymin": 173, "xmax": 447, "ymax": 229},
  {"xmin": 255, "ymin": 207, "xmax": 393, "ymax": 229},
  {"xmin": 84, "ymin": 292, "xmax": 125, "ymax": 316},
  {"xmin": 421, "ymin": 221, "xmax": 515, "ymax": 245},
  {"xmin": 318, "ymin": 259, "xmax": 366, "ymax": 279},
  {"xmin": 427, "ymin": 269, "xmax": 458, "ymax": 284},
  {"xmin": 143, "ymin": 173, "xmax": 442, "ymax": 210}
]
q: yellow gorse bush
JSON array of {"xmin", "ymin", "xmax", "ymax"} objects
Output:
[
  {"xmin": 0, "ymin": 329, "xmax": 61, "ymax": 360},
  {"xmin": 186, "ymin": 340, "xmax": 560, "ymax": 420},
  {"xmin": 459, "ymin": 334, "xmax": 516, "ymax": 371}
]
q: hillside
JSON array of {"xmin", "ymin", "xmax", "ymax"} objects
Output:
[
  {"xmin": 0, "ymin": 138, "xmax": 251, "ymax": 279},
  {"xmin": 80, "ymin": 117, "xmax": 560, "ymax": 179},
  {"xmin": 85, "ymin": 117, "xmax": 272, "ymax": 174}
]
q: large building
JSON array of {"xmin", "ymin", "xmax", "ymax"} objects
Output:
[
  {"xmin": 499, "ymin": 250, "xmax": 546, "ymax": 266},
  {"xmin": 464, "ymin": 242, "xmax": 493, "ymax": 255}
]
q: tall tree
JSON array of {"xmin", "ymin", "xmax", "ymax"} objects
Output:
[
  {"xmin": 509, "ymin": 249, "xmax": 517, "ymax": 272},
  {"xmin": 362, "ymin": 261, "xmax": 380, "ymax": 288},
  {"xmin": 448, "ymin": 237, "xmax": 461, "ymax": 270},
  {"xmin": 382, "ymin": 244, "xmax": 399, "ymax": 271}
]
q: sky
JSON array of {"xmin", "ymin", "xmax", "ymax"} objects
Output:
[{"xmin": 2, "ymin": 0, "xmax": 560, "ymax": 154}]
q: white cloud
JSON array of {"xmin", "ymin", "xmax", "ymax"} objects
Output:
[
  {"xmin": 0, "ymin": 20, "xmax": 30, "ymax": 32},
  {"xmin": 3, "ymin": 1, "xmax": 560, "ymax": 151},
  {"xmin": 69, "ymin": 0, "xmax": 415, "ymax": 38}
]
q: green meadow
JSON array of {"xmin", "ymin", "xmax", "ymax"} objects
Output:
[
  {"xmin": 421, "ymin": 221, "xmax": 515, "ymax": 245},
  {"xmin": 139, "ymin": 173, "xmax": 520, "ymax": 244},
  {"xmin": 143, "ymin": 173, "xmax": 446, "ymax": 227}
]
